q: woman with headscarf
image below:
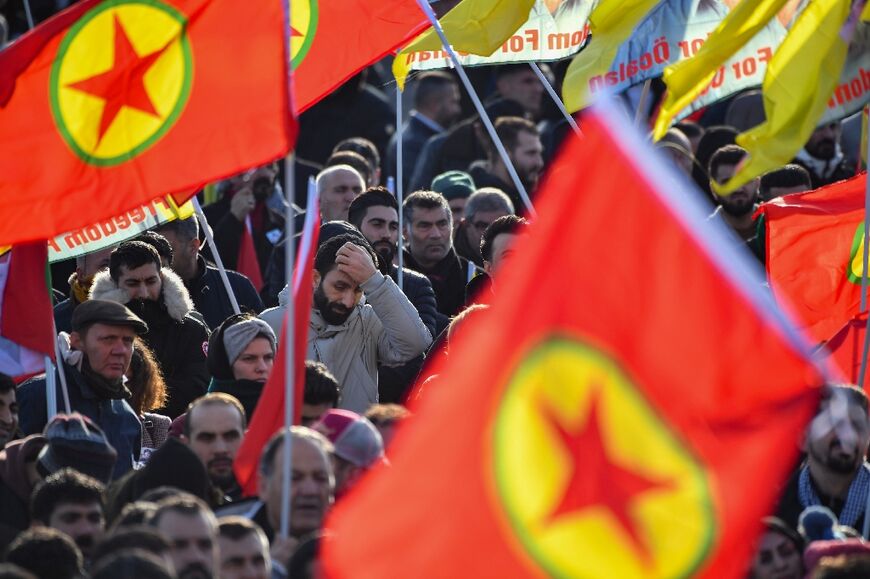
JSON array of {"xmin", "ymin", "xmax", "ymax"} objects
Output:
[{"xmin": 206, "ymin": 313, "xmax": 277, "ymax": 421}]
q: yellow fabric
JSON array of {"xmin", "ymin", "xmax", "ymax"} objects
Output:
[
  {"xmin": 652, "ymin": 0, "xmax": 792, "ymax": 141},
  {"xmin": 713, "ymin": 0, "xmax": 852, "ymax": 195},
  {"xmin": 863, "ymin": 1, "xmax": 870, "ymax": 22},
  {"xmin": 561, "ymin": 0, "xmax": 660, "ymax": 113},
  {"xmin": 392, "ymin": 0, "xmax": 535, "ymax": 90}
]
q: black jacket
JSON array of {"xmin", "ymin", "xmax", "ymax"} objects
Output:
[
  {"xmin": 203, "ymin": 199, "xmax": 279, "ymax": 278},
  {"xmin": 90, "ymin": 268, "xmax": 210, "ymax": 419},
  {"xmin": 404, "ymin": 248, "xmax": 468, "ymax": 335},
  {"xmin": 53, "ymin": 296, "xmax": 77, "ymax": 334},
  {"xmin": 377, "ymin": 265, "xmax": 438, "ymax": 403},
  {"xmin": 186, "ymin": 256, "xmax": 264, "ymax": 330}
]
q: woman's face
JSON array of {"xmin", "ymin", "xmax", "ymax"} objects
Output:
[
  {"xmin": 750, "ymin": 530, "xmax": 802, "ymax": 579},
  {"xmin": 231, "ymin": 337, "xmax": 275, "ymax": 382}
]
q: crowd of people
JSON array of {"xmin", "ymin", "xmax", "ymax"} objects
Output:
[{"xmin": 0, "ymin": 6, "xmax": 868, "ymax": 574}]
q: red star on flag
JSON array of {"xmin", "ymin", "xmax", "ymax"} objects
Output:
[
  {"xmin": 540, "ymin": 389, "xmax": 673, "ymax": 565},
  {"xmin": 67, "ymin": 14, "xmax": 173, "ymax": 144}
]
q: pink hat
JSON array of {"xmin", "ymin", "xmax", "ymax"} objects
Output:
[{"xmin": 313, "ymin": 409, "xmax": 385, "ymax": 468}]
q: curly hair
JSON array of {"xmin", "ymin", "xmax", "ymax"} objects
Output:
[{"xmin": 127, "ymin": 339, "xmax": 168, "ymax": 415}]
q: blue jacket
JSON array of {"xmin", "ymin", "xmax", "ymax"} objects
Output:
[{"xmin": 17, "ymin": 362, "xmax": 142, "ymax": 479}]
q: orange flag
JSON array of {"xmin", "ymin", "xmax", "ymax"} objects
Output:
[
  {"xmin": 291, "ymin": 0, "xmax": 427, "ymax": 112},
  {"xmin": 0, "ymin": 0, "xmax": 295, "ymax": 246},
  {"xmin": 323, "ymin": 103, "xmax": 824, "ymax": 578},
  {"xmin": 819, "ymin": 312, "xmax": 870, "ymax": 388},
  {"xmin": 763, "ymin": 173, "xmax": 868, "ymax": 343},
  {"xmin": 237, "ymin": 216, "xmax": 264, "ymax": 291}
]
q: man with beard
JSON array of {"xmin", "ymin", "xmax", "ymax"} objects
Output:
[
  {"xmin": 468, "ymin": 116, "xmax": 544, "ymax": 213},
  {"xmin": 182, "ymin": 394, "xmax": 246, "ymax": 501},
  {"xmin": 217, "ymin": 517, "xmax": 271, "ymax": 579},
  {"xmin": 0, "ymin": 374, "xmax": 18, "ymax": 450},
  {"xmin": 403, "ymin": 191, "xmax": 468, "ymax": 334},
  {"xmin": 30, "ymin": 469, "xmax": 105, "ymax": 565},
  {"xmin": 90, "ymin": 241, "xmax": 210, "ymax": 418},
  {"xmin": 348, "ymin": 189, "xmax": 438, "ymax": 402},
  {"xmin": 151, "ymin": 495, "xmax": 219, "ymax": 579},
  {"xmin": 707, "ymin": 145, "xmax": 760, "ymax": 243},
  {"xmin": 54, "ymin": 246, "xmax": 115, "ymax": 334},
  {"xmin": 793, "ymin": 121, "xmax": 857, "ymax": 189},
  {"xmin": 776, "ymin": 385, "xmax": 870, "ymax": 535},
  {"xmin": 155, "ymin": 218, "xmax": 263, "ymax": 330},
  {"xmin": 308, "ymin": 234, "xmax": 431, "ymax": 413}
]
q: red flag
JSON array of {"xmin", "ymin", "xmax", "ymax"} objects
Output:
[
  {"xmin": 234, "ymin": 203, "xmax": 320, "ymax": 496},
  {"xmin": 323, "ymin": 104, "xmax": 824, "ymax": 578},
  {"xmin": 0, "ymin": 242, "xmax": 54, "ymax": 378},
  {"xmin": 819, "ymin": 312, "xmax": 870, "ymax": 388},
  {"xmin": 237, "ymin": 216, "xmax": 264, "ymax": 291},
  {"xmin": 763, "ymin": 173, "xmax": 868, "ymax": 343},
  {"xmin": 0, "ymin": 0, "xmax": 295, "ymax": 246},
  {"xmin": 291, "ymin": 0, "xmax": 427, "ymax": 112}
]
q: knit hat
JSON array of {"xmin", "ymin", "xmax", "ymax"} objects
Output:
[
  {"xmin": 312, "ymin": 409, "xmax": 385, "ymax": 468},
  {"xmin": 431, "ymin": 171, "xmax": 475, "ymax": 201},
  {"xmin": 37, "ymin": 413, "xmax": 118, "ymax": 484}
]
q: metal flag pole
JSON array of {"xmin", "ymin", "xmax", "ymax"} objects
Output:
[
  {"xmin": 192, "ymin": 197, "xmax": 241, "ymax": 315},
  {"xmin": 395, "ymin": 87, "xmax": 406, "ymax": 290},
  {"xmin": 413, "ymin": 0, "xmax": 536, "ymax": 218},
  {"xmin": 45, "ymin": 356, "xmax": 57, "ymax": 422},
  {"xmin": 528, "ymin": 62, "xmax": 582, "ymax": 136},
  {"xmin": 279, "ymin": 152, "xmax": 297, "ymax": 539},
  {"xmin": 855, "ymin": 128, "xmax": 870, "ymax": 388},
  {"xmin": 22, "ymin": 0, "xmax": 35, "ymax": 29},
  {"xmin": 386, "ymin": 176, "xmax": 405, "ymax": 291},
  {"xmin": 51, "ymin": 323, "xmax": 71, "ymax": 414}
]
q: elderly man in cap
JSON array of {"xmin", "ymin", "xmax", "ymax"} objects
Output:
[
  {"xmin": 431, "ymin": 170, "xmax": 475, "ymax": 235},
  {"xmin": 17, "ymin": 299, "xmax": 146, "ymax": 478}
]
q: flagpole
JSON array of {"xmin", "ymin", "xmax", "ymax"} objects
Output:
[
  {"xmin": 51, "ymin": 323, "xmax": 71, "ymax": 414},
  {"xmin": 635, "ymin": 78, "xmax": 652, "ymax": 128},
  {"xmin": 413, "ymin": 0, "xmax": 536, "ymax": 218},
  {"xmin": 528, "ymin": 62, "xmax": 582, "ymax": 137},
  {"xmin": 395, "ymin": 87, "xmax": 405, "ymax": 290},
  {"xmin": 856, "ymin": 129, "xmax": 870, "ymax": 388},
  {"xmin": 22, "ymin": 0, "xmax": 34, "ymax": 29},
  {"xmin": 279, "ymin": 153, "xmax": 297, "ymax": 539},
  {"xmin": 44, "ymin": 356, "xmax": 57, "ymax": 422},
  {"xmin": 192, "ymin": 198, "xmax": 241, "ymax": 316}
]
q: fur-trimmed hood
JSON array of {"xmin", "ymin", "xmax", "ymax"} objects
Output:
[{"xmin": 89, "ymin": 267, "xmax": 194, "ymax": 322}]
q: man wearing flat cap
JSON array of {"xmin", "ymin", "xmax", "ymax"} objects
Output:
[{"xmin": 17, "ymin": 299, "xmax": 147, "ymax": 478}]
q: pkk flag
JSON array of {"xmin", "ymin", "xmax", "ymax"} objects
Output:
[
  {"xmin": 238, "ymin": 216, "xmax": 264, "ymax": 291},
  {"xmin": 0, "ymin": 0, "xmax": 295, "ymax": 246},
  {"xmin": 819, "ymin": 313, "xmax": 870, "ymax": 388},
  {"xmin": 0, "ymin": 243, "xmax": 54, "ymax": 379},
  {"xmin": 763, "ymin": 173, "xmax": 868, "ymax": 344},
  {"xmin": 290, "ymin": 0, "xmax": 427, "ymax": 112},
  {"xmin": 234, "ymin": 193, "xmax": 320, "ymax": 497},
  {"xmin": 392, "ymin": 0, "xmax": 536, "ymax": 90},
  {"xmin": 323, "ymin": 103, "xmax": 824, "ymax": 578}
]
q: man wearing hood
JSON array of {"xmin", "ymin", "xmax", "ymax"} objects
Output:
[
  {"xmin": 53, "ymin": 246, "xmax": 115, "ymax": 334},
  {"xmin": 90, "ymin": 241, "xmax": 210, "ymax": 418}
]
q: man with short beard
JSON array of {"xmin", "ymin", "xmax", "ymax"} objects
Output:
[
  {"xmin": 793, "ymin": 121, "xmax": 857, "ymax": 189},
  {"xmin": 776, "ymin": 385, "xmax": 870, "ymax": 534},
  {"xmin": 30, "ymin": 469, "xmax": 105, "ymax": 565},
  {"xmin": 707, "ymin": 144, "xmax": 760, "ymax": 243},
  {"xmin": 0, "ymin": 373, "xmax": 18, "ymax": 449},
  {"xmin": 307, "ymin": 234, "xmax": 431, "ymax": 413},
  {"xmin": 182, "ymin": 394, "xmax": 247, "ymax": 502},
  {"xmin": 151, "ymin": 495, "xmax": 219, "ymax": 579}
]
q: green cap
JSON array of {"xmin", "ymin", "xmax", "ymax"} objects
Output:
[{"xmin": 431, "ymin": 171, "xmax": 475, "ymax": 201}]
